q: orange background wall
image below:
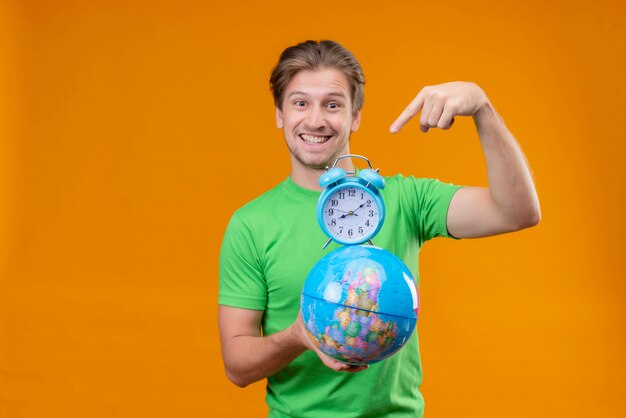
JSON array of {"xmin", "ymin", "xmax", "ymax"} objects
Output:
[{"xmin": 1, "ymin": 0, "xmax": 625, "ymax": 417}]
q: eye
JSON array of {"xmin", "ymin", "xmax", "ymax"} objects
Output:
[
  {"xmin": 294, "ymin": 100, "xmax": 306, "ymax": 107},
  {"xmin": 327, "ymin": 102, "xmax": 342, "ymax": 110}
]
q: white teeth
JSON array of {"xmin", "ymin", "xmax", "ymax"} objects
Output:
[{"xmin": 301, "ymin": 134, "xmax": 330, "ymax": 144}]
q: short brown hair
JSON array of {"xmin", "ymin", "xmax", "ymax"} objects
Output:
[{"xmin": 269, "ymin": 40, "xmax": 365, "ymax": 113}]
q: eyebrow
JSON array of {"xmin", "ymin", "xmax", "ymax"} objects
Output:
[{"xmin": 287, "ymin": 91, "xmax": 348, "ymax": 99}]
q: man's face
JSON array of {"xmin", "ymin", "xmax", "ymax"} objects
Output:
[{"xmin": 276, "ymin": 68, "xmax": 361, "ymax": 172}]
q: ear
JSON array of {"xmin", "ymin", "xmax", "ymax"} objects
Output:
[
  {"xmin": 275, "ymin": 107, "xmax": 284, "ymax": 129},
  {"xmin": 350, "ymin": 109, "xmax": 362, "ymax": 132}
]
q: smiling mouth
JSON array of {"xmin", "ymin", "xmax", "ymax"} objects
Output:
[{"xmin": 300, "ymin": 134, "xmax": 331, "ymax": 144}]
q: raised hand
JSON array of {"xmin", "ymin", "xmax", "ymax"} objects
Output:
[{"xmin": 389, "ymin": 82, "xmax": 489, "ymax": 134}]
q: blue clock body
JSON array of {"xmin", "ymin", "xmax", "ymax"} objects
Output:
[{"xmin": 316, "ymin": 167, "xmax": 386, "ymax": 246}]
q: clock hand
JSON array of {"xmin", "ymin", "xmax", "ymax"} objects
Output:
[
  {"xmin": 339, "ymin": 212, "xmax": 359, "ymax": 219},
  {"xmin": 351, "ymin": 202, "xmax": 367, "ymax": 214}
]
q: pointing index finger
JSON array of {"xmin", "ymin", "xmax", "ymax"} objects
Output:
[{"xmin": 389, "ymin": 91, "xmax": 425, "ymax": 133}]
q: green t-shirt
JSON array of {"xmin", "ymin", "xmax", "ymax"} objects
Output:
[{"xmin": 219, "ymin": 175, "xmax": 461, "ymax": 418}]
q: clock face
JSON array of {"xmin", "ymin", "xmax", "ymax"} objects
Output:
[{"xmin": 321, "ymin": 184, "xmax": 381, "ymax": 244}]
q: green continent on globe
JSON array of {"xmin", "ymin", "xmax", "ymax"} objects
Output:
[{"xmin": 345, "ymin": 320, "xmax": 361, "ymax": 337}]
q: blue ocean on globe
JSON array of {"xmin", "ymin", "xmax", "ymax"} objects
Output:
[{"xmin": 301, "ymin": 245, "xmax": 419, "ymax": 365}]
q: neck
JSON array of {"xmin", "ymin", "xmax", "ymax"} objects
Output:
[{"xmin": 289, "ymin": 159, "xmax": 356, "ymax": 191}]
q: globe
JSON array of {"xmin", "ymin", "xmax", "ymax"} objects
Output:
[{"xmin": 301, "ymin": 245, "xmax": 419, "ymax": 365}]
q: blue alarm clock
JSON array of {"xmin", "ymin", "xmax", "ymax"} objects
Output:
[{"xmin": 317, "ymin": 155, "xmax": 386, "ymax": 248}]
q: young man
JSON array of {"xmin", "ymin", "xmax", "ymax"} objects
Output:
[{"xmin": 219, "ymin": 40, "xmax": 540, "ymax": 417}]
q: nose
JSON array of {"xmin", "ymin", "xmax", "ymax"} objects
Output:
[{"xmin": 304, "ymin": 105, "xmax": 326, "ymax": 130}]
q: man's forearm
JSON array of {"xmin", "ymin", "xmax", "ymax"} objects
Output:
[
  {"xmin": 222, "ymin": 322, "xmax": 306, "ymax": 388},
  {"xmin": 474, "ymin": 103, "xmax": 541, "ymax": 227}
]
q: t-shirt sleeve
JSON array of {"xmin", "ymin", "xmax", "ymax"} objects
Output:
[
  {"xmin": 218, "ymin": 212, "xmax": 267, "ymax": 310},
  {"xmin": 395, "ymin": 176, "xmax": 463, "ymax": 243}
]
